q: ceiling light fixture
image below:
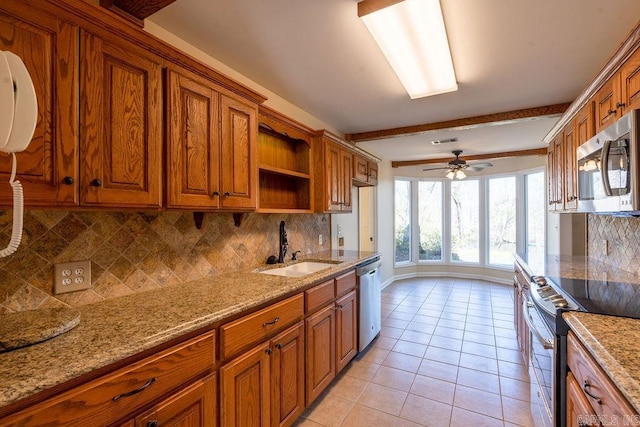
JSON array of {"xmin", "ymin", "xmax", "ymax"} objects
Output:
[
  {"xmin": 358, "ymin": 0, "xmax": 458, "ymax": 99},
  {"xmin": 446, "ymin": 169, "xmax": 466, "ymax": 180}
]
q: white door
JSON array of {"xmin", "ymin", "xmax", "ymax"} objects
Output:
[{"xmin": 358, "ymin": 186, "xmax": 376, "ymax": 251}]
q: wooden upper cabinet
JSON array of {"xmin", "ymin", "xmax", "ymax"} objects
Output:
[
  {"xmin": 166, "ymin": 67, "xmax": 258, "ymax": 211},
  {"xmin": 563, "ymin": 122, "xmax": 578, "ymax": 210},
  {"xmin": 594, "ymin": 47, "xmax": 640, "ymax": 133},
  {"xmin": 220, "ymin": 94, "xmax": 258, "ymax": 210},
  {"xmin": 621, "ymin": 47, "xmax": 640, "ymax": 112},
  {"xmin": 80, "ymin": 30, "xmax": 163, "ymax": 208},
  {"xmin": 166, "ymin": 68, "xmax": 220, "ymax": 209},
  {"xmin": 0, "ymin": 5, "xmax": 78, "ymax": 207},
  {"xmin": 314, "ymin": 131, "xmax": 353, "ymax": 213},
  {"xmin": 575, "ymin": 102, "xmax": 595, "ymax": 145},
  {"xmin": 353, "ymin": 154, "xmax": 378, "ymax": 187}
]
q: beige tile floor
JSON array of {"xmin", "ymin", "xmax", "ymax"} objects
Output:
[{"xmin": 294, "ymin": 277, "xmax": 534, "ymax": 427}]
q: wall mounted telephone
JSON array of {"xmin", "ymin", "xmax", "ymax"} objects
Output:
[{"xmin": 0, "ymin": 50, "xmax": 37, "ymax": 257}]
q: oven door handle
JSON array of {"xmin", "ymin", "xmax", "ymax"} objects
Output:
[{"xmin": 523, "ymin": 300, "xmax": 554, "ymax": 350}]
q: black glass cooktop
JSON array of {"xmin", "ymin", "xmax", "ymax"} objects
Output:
[{"xmin": 548, "ymin": 275, "xmax": 640, "ymax": 319}]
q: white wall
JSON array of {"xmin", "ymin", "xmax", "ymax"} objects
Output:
[{"xmin": 331, "ymin": 187, "xmax": 359, "ymax": 251}]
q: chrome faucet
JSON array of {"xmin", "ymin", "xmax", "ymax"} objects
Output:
[{"xmin": 278, "ymin": 220, "xmax": 288, "ymax": 263}]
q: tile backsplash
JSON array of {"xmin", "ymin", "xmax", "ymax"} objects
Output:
[
  {"xmin": 588, "ymin": 214, "xmax": 640, "ymax": 276},
  {"xmin": 0, "ymin": 210, "xmax": 329, "ymax": 313}
]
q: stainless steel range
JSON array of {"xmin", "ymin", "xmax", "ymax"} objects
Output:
[{"xmin": 525, "ymin": 272, "xmax": 640, "ymax": 426}]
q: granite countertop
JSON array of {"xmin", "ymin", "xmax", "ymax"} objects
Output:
[
  {"xmin": 0, "ymin": 250, "xmax": 379, "ymax": 411},
  {"xmin": 563, "ymin": 312, "xmax": 640, "ymax": 413}
]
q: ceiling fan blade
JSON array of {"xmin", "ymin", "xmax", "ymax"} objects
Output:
[
  {"xmin": 466, "ymin": 166, "xmax": 484, "ymax": 171},
  {"xmin": 468, "ymin": 162, "xmax": 493, "ymax": 167},
  {"xmin": 422, "ymin": 166, "xmax": 450, "ymax": 171}
]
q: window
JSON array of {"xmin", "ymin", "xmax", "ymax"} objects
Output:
[
  {"xmin": 394, "ymin": 179, "xmax": 411, "ymax": 263},
  {"xmin": 450, "ymin": 180, "xmax": 479, "ymax": 263},
  {"xmin": 526, "ymin": 171, "xmax": 545, "ymax": 259},
  {"xmin": 393, "ymin": 167, "xmax": 544, "ymax": 269},
  {"xmin": 488, "ymin": 176, "xmax": 516, "ymax": 266},
  {"xmin": 418, "ymin": 181, "xmax": 442, "ymax": 261}
]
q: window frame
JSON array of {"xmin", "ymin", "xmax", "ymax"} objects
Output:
[{"xmin": 393, "ymin": 166, "xmax": 545, "ymax": 271}]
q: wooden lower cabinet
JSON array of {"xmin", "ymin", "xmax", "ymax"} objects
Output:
[
  {"xmin": 220, "ymin": 322, "xmax": 305, "ymax": 427},
  {"xmin": 305, "ymin": 304, "xmax": 336, "ymax": 406},
  {"xmin": 566, "ymin": 372, "xmax": 598, "ymax": 427},
  {"xmin": 335, "ymin": 290, "xmax": 357, "ymax": 373},
  {"xmin": 134, "ymin": 373, "xmax": 217, "ymax": 427}
]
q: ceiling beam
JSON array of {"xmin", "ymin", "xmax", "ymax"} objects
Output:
[
  {"xmin": 391, "ymin": 147, "xmax": 548, "ymax": 168},
  {"xmin": 345, "ymin": 103, "xmax": 570, "ymax": 142}
]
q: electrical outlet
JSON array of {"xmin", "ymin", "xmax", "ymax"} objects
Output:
[
  {"xmin": 318, "ymin": 234, "xmax": 323, "ymax": 245},
  {"xmin": 54, "ymin": 261, "xmax": 91, "ymax": 294},
  {"xmin": 338, "ymin": 236, "xmax": 344, "ymax": 247},
  {"xmin": 603, "ymin": 239, "xmax": 609, "ymax": 256}
]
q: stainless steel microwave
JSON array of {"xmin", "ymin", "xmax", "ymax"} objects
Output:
[{"xmin": 576, "ymin": 109, "xmax": 640, "ymax": 214}]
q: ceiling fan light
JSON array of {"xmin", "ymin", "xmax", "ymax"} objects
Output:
[
  {"xmin": 446, "ymin": 170, "xmax": 455, "ymax": 179},
  {"xmin": 358, "ymin": 0, "xmax": 458, "ymax": 99},
  {"xmin": 456, "ymin": 170, "xmax": 466, "ymax": 180}
]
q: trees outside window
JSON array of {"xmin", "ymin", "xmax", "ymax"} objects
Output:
[
  {"xmin": 450, "ymin": 180, "xmax": 479, "ymax": 263},
  {"xmin": 418, "ymin": 181, "xmax": 442, "ymax": 261},
  {"xmin": 488, "ymin": 176, "xmax": 516, "ymax": 266},
  {"xmin": 394, "ymin": 179, "xmax": 411, "ymax": 263}
]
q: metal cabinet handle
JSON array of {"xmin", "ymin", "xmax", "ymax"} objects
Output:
[
  {"xmin": 522, "ymin": 300, "xmax": 554, "ymax": 349},
  {"xmin": 608, "ymin": 109, "xmax": 617, "ymax": 116},
  {"xmin": 212, "ymin": 190, "xmax": 219, "ymax": 196},
  {"xmin": 583, "ymin": 380, "xmax": 603, "ymax": 404},
  {"xmin": 90, "ymin": 179, "xmax": 102, "ymax": 187},
  {"xmin": 62, "ymin": 176, "xmax": 74, "ymax": 185},
  {"xmin": 147, "ymin": 421, "xmax": 159, "ymax": 427},
  {"xmin": 262, "ymin": 317, "xmax": 279, "ymax": 327},
  {"xmin": 275, "ymin": 343, "xmax": 282, "ymax": 349},
  {"xmin": 112, "ymin": 377, "xmax": 156, "ymax": 401},
  {"xmin": 616, "ymin": 102, "xmax": 626, "ymax": 109},
  {"xmin": 224, "ymin": 191, "xmax": 231, "ymax": 196},
  {"xmin": 265, "ymin": 348, "xmax": 272, "ymax": 355}
]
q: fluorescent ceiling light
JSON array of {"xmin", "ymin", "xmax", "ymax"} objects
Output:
[{"xmin": 359, "ymin": 0, "xmax": 457, "ymax": 99}]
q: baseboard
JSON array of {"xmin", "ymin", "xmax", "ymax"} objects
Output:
[{"xmin": 381, "ymin": 271, "xmax": 512, "ymax": 290}]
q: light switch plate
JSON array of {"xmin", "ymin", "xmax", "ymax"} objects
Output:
[{"xmin": 54, "ymin": 261, "xmax": 92, "ymax": 294}]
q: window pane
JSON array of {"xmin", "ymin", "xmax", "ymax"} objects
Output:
[
  {"xmin": 488, "ymin": 177, "xmax": 517, "ymax": 266},
  {"xmin": 394, "ymin": 179, "xmax": 411, "ymax": 263},
  {"xmin": 418, "ymin": 181, "xmax": 442, "ymax": 261},
  {"xmin": 450, "ymin": 180, "xmax": 479, "ymax": 262},
  {"xmin": 526, "ymin": 171, "xmax": 545, "ymax": 260}
]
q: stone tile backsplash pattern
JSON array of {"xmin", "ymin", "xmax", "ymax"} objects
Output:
[
  {"xmin": 588, "ymin": 214, "xmax": 640, "ymax": 276},
  {"xmin": 0, "ymin": 211, "xmax": 329, "ymax": 313}
]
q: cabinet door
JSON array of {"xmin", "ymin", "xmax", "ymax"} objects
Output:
[
  {"xmin": 594, "ymin": 73, "xmax": 622, "ymax": 133},
  {"xmin": 335, "ymin": 290, "xmax": 357, "ymax": 373},
  {"xmin": 271, "ymin": 322, "xmax": 305, "ymax": 427},
  {"xmin": 220, "ymin": 341, "xmax": 270, "ymax": 427},
  {"xmin": 554, "ymin": 133, "xmax": 564, "ymax": 211},
  {"xmin": 0, "ymin": 6, "xmax": 78, "ymax": 207},
  {"xmin": 305, "ymin": 304, "xmax": 336, "ymax": 405},
  {"xmin": 566, "ymin": 372, "xmax": 597, "ymax": 427},
  {"xmin": 340, "ymin": 149, "xmax": 353, "ymax": 212},
  {"xmin": 564, "ymin": 122, "xmax": 578, "ymax": 210},
  {"xmin": 353, "ymin": 155, "xmax": 368, "ymax": 183},
  {"xmin": 325, "ymin": 142, "xmax": 342, "ymax": 212},
  {"xmin": 621, "ymin": 47, "xmax": 640, "ymax": 112},
  {"xmin": 220, "ymin": 94, "xmax": 257, "ymax": 210},
  {"xmin": 135, "ymin": 373, "xmax": 216, "ymax": 427},
  {"xmin": 575, "ymin": 102, "xmax": 595, "ymax": 145},
  {"xmin": 367, "ymin": 161, "xmax": 378, "ymax": 185},
  {"xmin": 166, "ymin": 69, "xmax": 221, "ymax": 209},
  {"xmin": 547, "ymin": 144, "xmax": 556, "ymax": 211},
  {"xmin": 80, "ymin": 30, "xmax": 162, "ymax": 208}
]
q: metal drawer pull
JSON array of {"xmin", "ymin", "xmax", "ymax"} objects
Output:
[
  {"xmin": 262, "ymin": 317, "xmax": 280, "ymax": 327},
  {"xmin": 112, "ymin": 377, "xmax": 156, "ymax": 401},
  {"xmin": 583, "ymin": 380, "xmax": 603, "ymax": 404},
  {"xmin": 522, "ymin": 300, "xmax": 554, "ymax": 350}
]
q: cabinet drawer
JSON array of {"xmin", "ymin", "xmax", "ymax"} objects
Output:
[
  {"xmin": 335, "ymin": 270, "xmax": 356, "ymax": 296},
  {"xmin": 305, "ymin": 280, "xmax": 334, "ymax": 313},
  {"xmin": 4, "ymin": 331, "xmax": 215, "ymax": 427},
  {"xmin": 567, "ymin": 332, "xmax": 637, "ymax": 419},
  {"xmin": 221, "ymin": 294, "xmax": 303, "ymax": 359}
]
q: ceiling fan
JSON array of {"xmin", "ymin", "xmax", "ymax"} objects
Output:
[{"xmin": 422, "ymin": 150, "xmax": 493, "ymax": 180}]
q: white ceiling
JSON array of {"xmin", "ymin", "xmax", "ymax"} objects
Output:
[{"xmin": 149, "ymin": 1, "xmax": 640, "ymax": 163}]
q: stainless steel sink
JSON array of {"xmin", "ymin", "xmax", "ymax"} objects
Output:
[{"xmin": 257, "ymin": 261, "xmax": 336, "ymax": 277}]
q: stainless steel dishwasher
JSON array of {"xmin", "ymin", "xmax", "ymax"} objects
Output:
[{"xmin": 356, "ymin": 257, "xmax": 381, "ymax": 351}]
